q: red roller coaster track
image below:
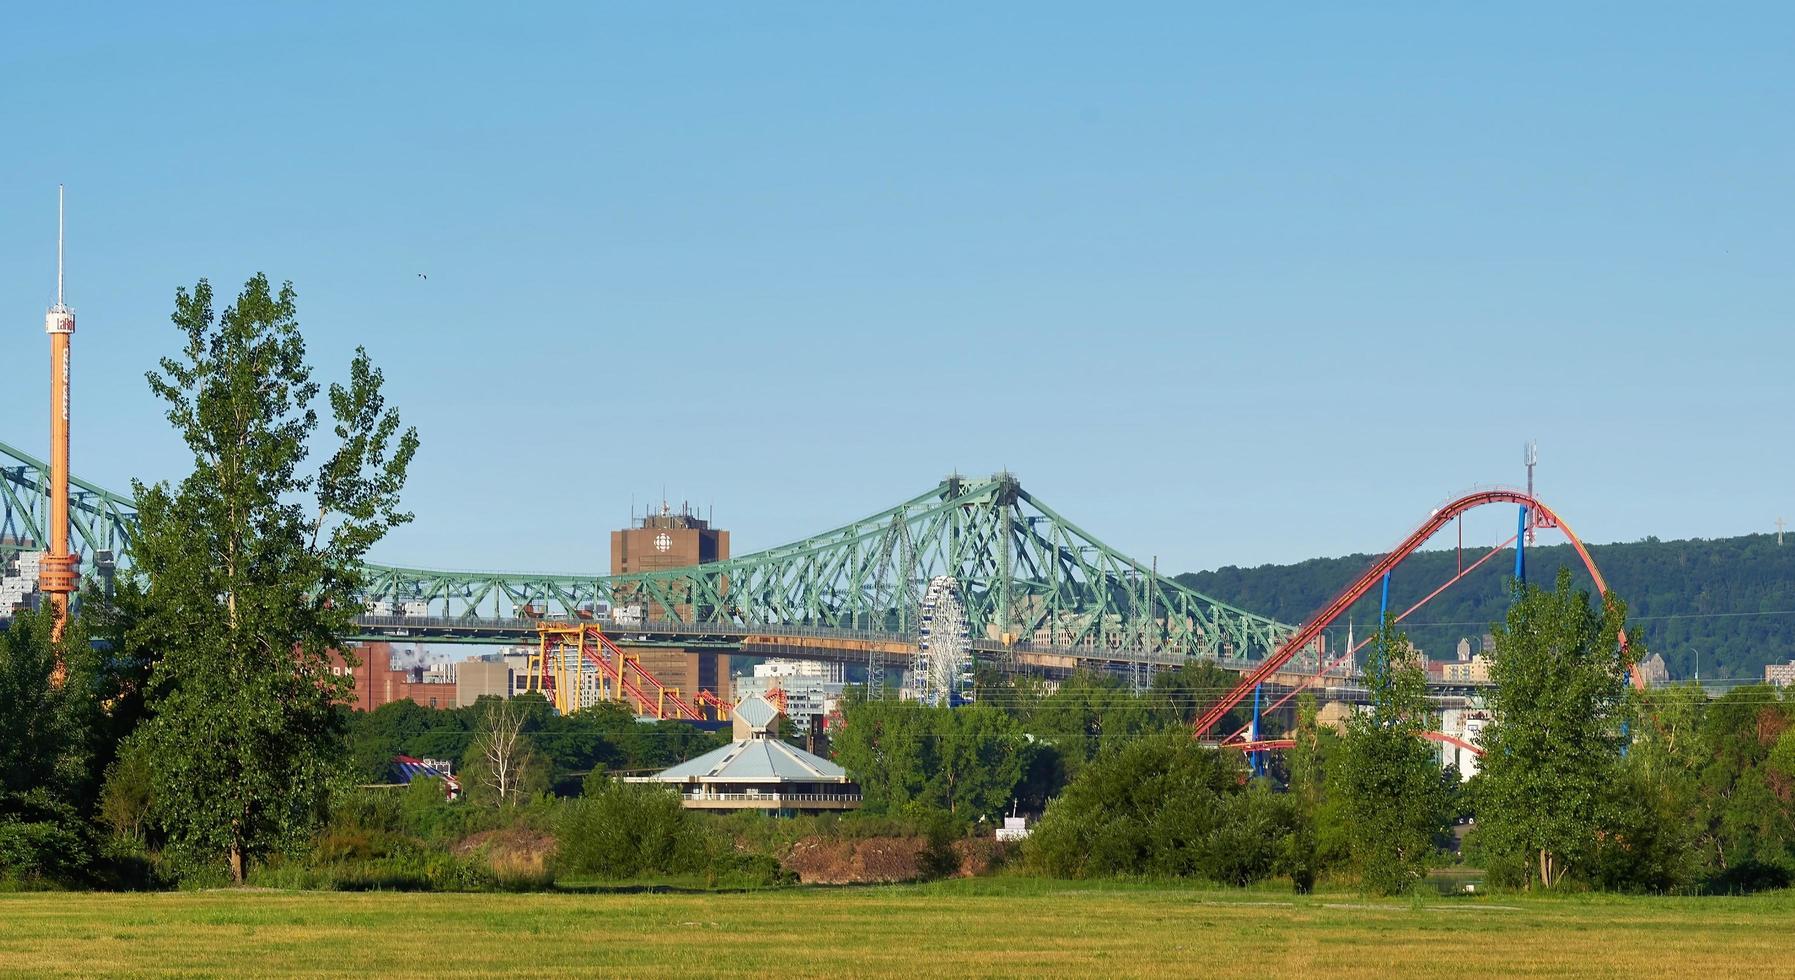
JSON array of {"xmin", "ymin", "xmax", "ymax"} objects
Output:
[{"xmin": 1193, "ymin": 488, "xmax": 1634, "ymax": 741}]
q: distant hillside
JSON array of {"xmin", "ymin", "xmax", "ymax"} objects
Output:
[{"xmin": 1176, "ymin": 533, "xmax": 1795, "ymax": 683}]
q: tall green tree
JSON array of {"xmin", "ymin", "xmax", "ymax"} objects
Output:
[
  {"xmin": 1475, "ymin": 568, "xmax": 1631, "ymax": 889},
  {"xmin": 1692, "ymin": 684, "xmax": 1795, "ymax": 884},
  {"xmin": 833, "ymin": 696, "xmax": 1030, "ymax": 821},
  {"xmin": 130, "ymin": 274, "xmax": 418, "ymax": 882},
  {"xmin": 1587, "ymin": 682, "xmax": 1705, "ymax": 892},
  {"xmin": 831, "ymin": 695, "xmax": 932, "ymax": 812},
  {"xmin": 0, "ymin": 610, "xmax": 99, "ymax": 882},
  {"xmin": 1333, "ymin": 619, "xmax": 1453, "ymax": 895},
  {"xmin": 926, "ymin": 704, "xmax": 1029, "ymax": 820}
]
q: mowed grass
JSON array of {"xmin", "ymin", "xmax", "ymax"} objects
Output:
[{"xmin": 4, "ymin": 879, "xmax": 1793, "ymax": 978}]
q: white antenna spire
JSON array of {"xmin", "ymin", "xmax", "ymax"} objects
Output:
[
  {"xmin": 1524, "ymin": 440, "xmax": 1539, "ymax": 544},
  {"xmin": 57, "ymin": 184, "xmax": 66, "ymax": 307}
]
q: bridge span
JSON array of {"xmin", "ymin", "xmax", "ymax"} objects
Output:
[{"xmin": 351, "ymin": 612, "xmax": 1491, "ymax": 702}]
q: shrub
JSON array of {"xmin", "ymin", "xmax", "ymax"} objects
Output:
[
  {"xmin": 1025, "ymin": 734, "xmax": 1299, "ymax": 887},
  {"xmin": 1705, "ymin": 860, "xmax": 1792, "ymax": 895},
  {"xmin": 0, "ymin": 791, "xmax": 97, "ymax": 886},
  {"xmin": 555, "ymin": 783, "xmax": 706, "ymax": 879}
]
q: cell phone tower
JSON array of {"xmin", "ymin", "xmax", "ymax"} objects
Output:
[
  {"xmin": 42, "ymin": 186, "xmax": 79, "ymax": 669},
  {"xmin": 1524, "ymin": 440, "xmax": 1539, "ymax": 545}
]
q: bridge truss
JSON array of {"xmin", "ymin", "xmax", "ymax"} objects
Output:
[
  {"xmin": 0, "ymin": 439, "xmax": 135, "ymax": 570},
  {"xmin": 0, "ymin": 445, "xmax": 1294, "ymax": 663}
]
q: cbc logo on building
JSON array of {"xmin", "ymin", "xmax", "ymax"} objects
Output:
[{"xmin": 654, "ymin": 532, "xmax": 672, "ymax": 553}]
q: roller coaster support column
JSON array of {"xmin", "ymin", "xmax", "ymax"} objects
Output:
[
  {"xmin": 1374, "ymin": 571, "xmax": 1391, "ymax": 671},
  {"xmin": 1250, "ymin": 683, "xmax": 1263, "ymax": 776},
  {"xmin": 1514, "ymin": 505, "xmax": 1528, "ymax": 585}
]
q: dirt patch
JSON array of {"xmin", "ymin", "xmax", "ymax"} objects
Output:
[
  {"xmin": 778, "ymin": 835, "xmax": 1010, "ymax": 884},
  {"xmin": 782, "ymin": 836, "xmax": 929, "ymax": 884},
  {"xmin": 456, "ymin": 827, "xmax": 557, "ymax": 877},
  {"xmin": 953, "ymin": 837, "xmax": 1008, "ymax": 877}
]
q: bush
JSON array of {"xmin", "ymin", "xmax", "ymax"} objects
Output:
[
  {"xmin": 249, "ymin": 849, "xmax": 499, "ymax": 892},
  {"xmin": 1704, "ymin": 860, "xmax": 1792, "ymax": 895},
  {"xmin": 1024, "ymin": 734, "xmax": 1298, "ymax": 887},
  {"xmin": 555, "ymin": 783, "xmax": 706, "ymax": 879},
  {"xmin": 0, "ymin": 791, "xmax": 97, "ymax": 886}
]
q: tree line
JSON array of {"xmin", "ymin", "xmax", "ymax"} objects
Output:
[{"xmin": 4, "ymin": 272, "xmax": 1793, "ymax": 893}]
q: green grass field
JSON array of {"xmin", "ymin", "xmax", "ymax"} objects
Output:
[{"xmin": 4, "ymin": 879, "xmax": 1792, "ymax": 978}]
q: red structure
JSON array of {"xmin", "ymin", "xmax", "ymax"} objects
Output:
[
  {"xmin": 331, "ymin": 643, "xmax": 458, "ymax": 711},
  {"xmin": 1194, "ymin": 488, "xmax": 1633, "ymax": 742}
]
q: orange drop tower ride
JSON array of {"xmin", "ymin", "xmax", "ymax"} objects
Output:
[{"xmin": 43, "ymin": 187, "xmax": 78, "ymax": 669}]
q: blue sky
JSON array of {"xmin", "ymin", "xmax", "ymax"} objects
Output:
[{"xmin": 2, "ymin": 3, "xmax": 1790, "ymax": 578}]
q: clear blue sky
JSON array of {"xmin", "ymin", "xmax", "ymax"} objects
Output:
[{"xmin": 2, "ymin": 3, "xmax": 1790, "ymax": 579}]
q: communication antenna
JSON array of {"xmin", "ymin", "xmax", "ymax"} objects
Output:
[
  {"xmin": 1778, "ymin": 517, "xmax": 1787, "ymax": 546},
  {"xmin": 57, "ymin": 185, "xmax": 66, "ymax": 305},
  {"xmin": 1524, "ymin": 441, "xmax": 1539, "ymax": 545}
]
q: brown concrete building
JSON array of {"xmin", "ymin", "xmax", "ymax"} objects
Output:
[
  {"xmin": 456, "ymin": 658, "xmax": 514, "ymax": 706},
  {"xmin": 330, "ymin": 643, "xmax": 458, "ymax": 711},
  {"xmin": 611, "ymin": 501, "xmax": 729, "ymax": 609},
  {"xmin": 611, "ymin": 501, "xmax": 731, "ymax": 703}
]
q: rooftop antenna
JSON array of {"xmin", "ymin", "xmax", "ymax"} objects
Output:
[{"xmin": 1524, "ymin": 440, "xmax": 1539, "ymax": 545}]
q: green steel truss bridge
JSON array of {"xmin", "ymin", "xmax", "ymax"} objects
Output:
[{"xmin": 1, "ymin": 439, "xmax": 1294, "ymax": 664}]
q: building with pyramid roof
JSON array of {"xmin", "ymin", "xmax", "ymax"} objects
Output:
[{"xmin": 627, "ymin": 693, "xmax": 861, "ymax": 813}]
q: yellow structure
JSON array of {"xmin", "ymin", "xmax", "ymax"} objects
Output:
[{"xmin": 531, "ymin": 622, "xmax": 729, "ymax": 721}]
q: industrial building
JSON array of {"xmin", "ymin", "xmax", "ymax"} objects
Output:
[
  {"xmin": 628, "ymin": 694, "xmax": 860, "ymax": 813},
  {"xmin": 328, "ymin": 643, "xmax": 459, "ymax": 711}
]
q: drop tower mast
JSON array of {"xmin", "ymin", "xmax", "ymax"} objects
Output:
[{"xmin": 42, "ymin": 187, "xmax": 78, "ymax": 670}]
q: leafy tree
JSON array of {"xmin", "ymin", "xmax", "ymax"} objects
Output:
[
  {"xmin": 833, "ymin": 696, "xmax": 1030, "ymax": 822},
  {"xmin": 1025, "ymin": 732, "xmax": 1300, "ymax": 884},
  {"xmin": 0, "ymin": 609, "xmax": 100, "ymax": 882},
  {"xmin": 1587, "ymin": 682, "xmax": 1706, "ymax": 892},
  {"xmin": 1475, "ymin": 569, "xmax": 1631, "ymax": 889},
  {"xmin": 1333, "ymin": 619, "xmax": 1453, "ymax": 895},
  {"xmin": 1282, "ymin": 691, "xmax": 1346, "ymax": 891},
  {"xmin": 130, "ymin": 274, "xmax": 418, "ymax": 882},
  {"xmin": 98, "ymin": 743, "xmax": 156, "ymax": 844},
  {"xmin": 0, "ymin": 610, "xmax": 83, "ymax": 802},
  {"xmin": 926, "ymin": 705, "xmax": 1029, "ymax": 821},
  {"xmin": 1692, "ymin": 684, "xmax": 1795, "ymax": 879},
  {"xmin": 831, "ymin": 696, "xmax": 932, "ymax": 812},
  {"xmin": 1150, "ymin": 659, "xmax": 1254, "ymax": 733}
]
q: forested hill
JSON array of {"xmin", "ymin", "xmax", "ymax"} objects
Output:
[{"xmin": 1175, "ymin": 533, "xmax": 1795, "ymax": 684}]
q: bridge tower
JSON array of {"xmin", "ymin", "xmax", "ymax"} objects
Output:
[{"xmin": 41, "ymin": 187, "xmax": 78, "ymax": 671}]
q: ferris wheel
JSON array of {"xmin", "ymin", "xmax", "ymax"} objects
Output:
[{"xmin": 910, "ymin": 575, "xmax": 974, "ymax": 706}]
